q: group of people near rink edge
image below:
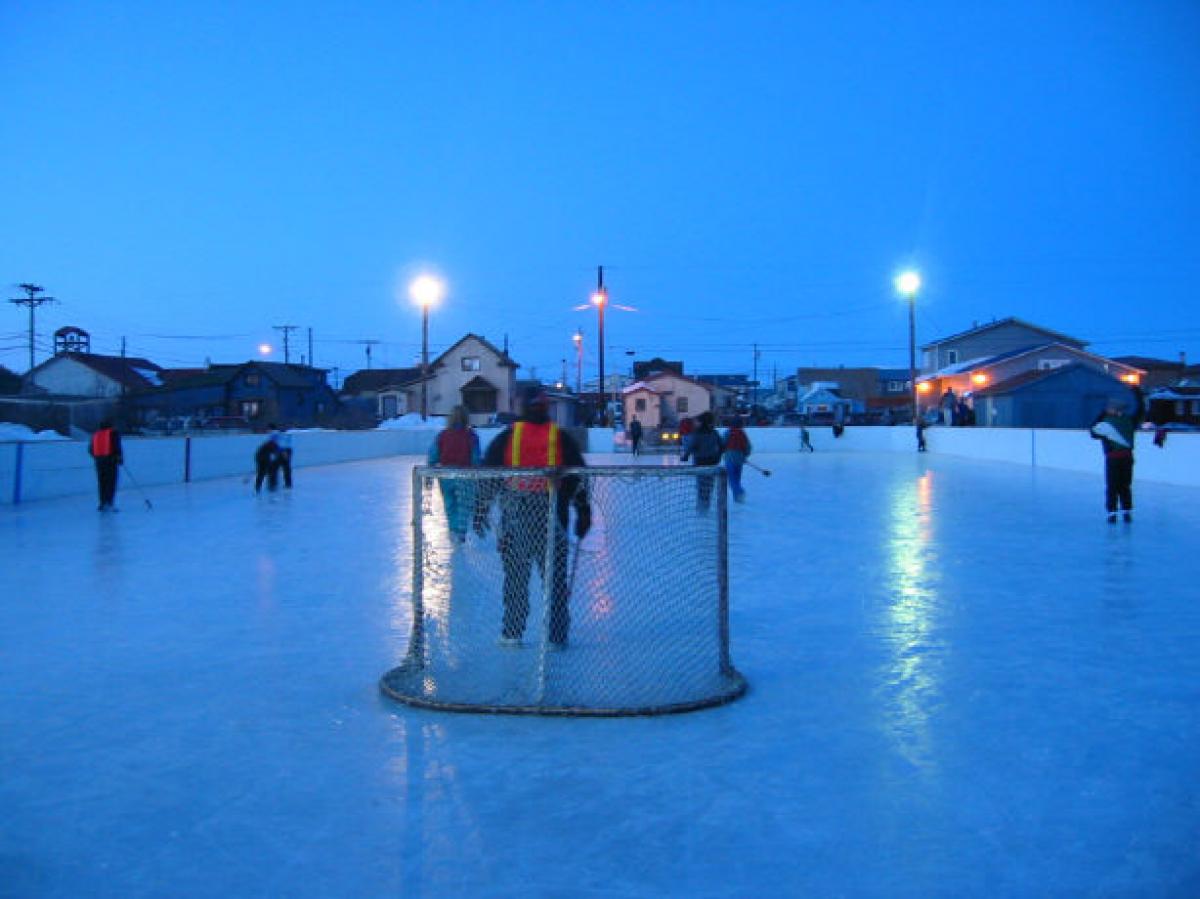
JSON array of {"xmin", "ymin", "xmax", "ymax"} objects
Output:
[{"xmin": 85, "ymin": 382, "xmax": 1154, "ymax": 542}]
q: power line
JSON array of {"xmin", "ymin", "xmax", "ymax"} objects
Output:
[{"xmin": 7, "ymin": 283, "xmax": 56, "ymax": 372}]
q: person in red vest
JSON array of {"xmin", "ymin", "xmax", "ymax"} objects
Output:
[
  {"xmin": 479, "ymin": 388, "xmax": 591, "ymax": 648},
  {"xmin": 428, "ymin": 405, "xmax": 481, "ymax": 541},
  {"xmin": 678, "ymin": 414, "xmax": 695, "ymax": 460},
  {"xmin": 88, "ymin": 419, "xmax": 124, "ymax": 511},
  {"xmin": 722, "ymin": 419, "xmax": 753, "ymax": 503}
]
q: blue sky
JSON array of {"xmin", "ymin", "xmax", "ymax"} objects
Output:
[{"xmin": 2, "ymin": 1, "xmax": 1198, "ymax": 385}]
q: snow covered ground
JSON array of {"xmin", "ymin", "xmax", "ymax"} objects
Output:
[{"xmin": 2, "ymin": 451, "xmax": 1198, "ymax": 897}]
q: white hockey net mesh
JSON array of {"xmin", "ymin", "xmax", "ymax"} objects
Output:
[{"xmin": 380, "ymin": 465, "xmax": 747, "ymax": 716}]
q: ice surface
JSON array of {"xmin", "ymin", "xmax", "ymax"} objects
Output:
[{"xmin": 2, "ymin": 451, "xmax": 1199, "ymax": 897}]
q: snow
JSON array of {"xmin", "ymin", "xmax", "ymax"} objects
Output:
[
  {"xmin": 0, "ymin": 422, "xmax": 69, "ymax": 441},
  {"xmin": 2, "ymin": 451, "xmax": 1199, "ymax": 896},
  {"xmin": 376, "ymin": 413, "xmax": 445, "ymax": 429}
]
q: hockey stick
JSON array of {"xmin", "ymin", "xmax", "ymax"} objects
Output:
[
  {"xmin": 745, "ymin": 460, "xmax": 772, "ymax": 477},
  {"xmin": 121, "ymin": 464, "xmax": 154, "ymax": 510}
]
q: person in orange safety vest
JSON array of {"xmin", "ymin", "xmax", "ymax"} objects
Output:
[
  {"xmin": 88, "ymin": 419, "xmax": 124, "ymax": 511},
  {"xmin": 479, "ymin": 388, "xmax": 591, "ymax": 648}
]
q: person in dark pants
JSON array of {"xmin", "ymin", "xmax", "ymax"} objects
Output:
[
  {"xmin": 916, "ymin": 420, "xmax": 928, "ymax": 452},
  {"xmin": 89, "ymin": 419, "xmax": 123, "ymax": 511},
  {"xmin": 271, "ymin": 425, "xmax": 294, "ymax": 488},
  {"xmin": 628, "ymin": 416, "xmax": 643, "ymax": 456},
  {"xmin": 1090, "ymin": 383, "xmax": 1145, "ymax": 523},
  {"xmin": 680, "ymin": 411, "xmax": 724, "ymax": 513},
  {"xmin": 254, "ymin": 434, "xmax": 280, "ymax": 493},
  {"xmin": 479, "ymin": 389, "xmax": 591, "ymax": 648}
]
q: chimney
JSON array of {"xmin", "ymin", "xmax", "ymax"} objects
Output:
[{"xmin": 1181, "ymin": 351, "xmax": 1187, "ymax": 368}]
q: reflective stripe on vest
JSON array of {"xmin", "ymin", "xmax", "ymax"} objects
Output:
[
  {"xmin": 505, "ymin": 421, "xmax": 559, "ymax": 491},
  {"xmin": 91, "ymin": 429, "xmax": 114, "ymax": 457}
]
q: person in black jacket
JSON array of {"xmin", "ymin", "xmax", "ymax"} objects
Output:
[
  {"xmin": 478, "ymin": 389, "xmax": 591, "ymax": 648},
  {"xmin": 1089, "ymin": 383, "xmax": 1145, "ymax": 523},
  {"xmin": 680, "ymin": 411, "xmax": 725, "ymax": 513},
  {"xmin": 254, "ymin": 434, "xmax": 280, "ymax": 493}
]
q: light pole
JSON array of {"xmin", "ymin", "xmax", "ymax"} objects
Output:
[
  {"xmin": 895, "ymin": 270, "xmax": 921, "ymax": 425},
  {"xmin": 592, "ymin": 267, "xmax": 608, "ymax": 424},
  {"xmin": 573, "ymin": 330, "xmax": 584, "ymax": 394},
  {"xmin": 410, "ymin": 274, "xmax": 444, "ymax": 421}
]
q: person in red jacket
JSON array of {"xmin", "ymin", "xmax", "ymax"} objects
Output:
[
  {"xmin": 723, "ymin": 420, "xmax": 753, "ymax": 503},
  {"xmin": 478, "ymin": 389, "xmax": 591, "ymax": 648},
  {"xmin": 428, "ymin": 405, "xmax": 481, "ymax": 541},
  {"xmin": 88, "ymin": 419, "xmax": 124, "ymax": 511}
]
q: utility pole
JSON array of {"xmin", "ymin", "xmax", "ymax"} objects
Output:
[
  {"xmin": 307, "ymin": 327, "xmax": 314, "ymax": 368},
  {"xmin": 752, "ymin": 343, "xmax": 761, "ymax": 410},
  {"xmin": 273, "ymin": 324, "xmax": 298, "ymax": 364},
  {"xmin": 595, "ymin": 265, "xmax": 607, "ymax": 424},
  {"xmin": 8, "ymin": 283, "xmax": 56, "ymax": 372},
  {"xmin": 573, "ymin": 328, "xmax": 583, "ymax": 395},
  {"xmin": 360, "ymin": 339, "xmax": 381, "ymax": 369}
]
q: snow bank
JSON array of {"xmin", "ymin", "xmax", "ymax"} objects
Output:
[
  {"xmin": 376, "ymin": 414, "xmax": 444, "ymax": 430},
  {"xmin": 0, "ymin": 423, "xmax": 69, "ymax": 442}
]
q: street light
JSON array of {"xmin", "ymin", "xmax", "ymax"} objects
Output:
[
  {"xmin": 895, "ymin": 270, "xmax": 921, "ymax": 425},
  {"xmin": 409, "ymin": 274, "xmax": 444, "ymax": 421},
  {"xmin": 572, "ymin": 330, "xmax": 583, "ymax": 394},
  {"xmin": 258, "ymin": 343, "xmax": 272, "ymax": 356},
  {"xmin": 592, "ymin": 285, "xmax": 607, "ymax": 424}
]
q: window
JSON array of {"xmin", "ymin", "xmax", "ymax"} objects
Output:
[
  {"xmin": 240, "ymin": 400, "xmax": 261, "ymax": 417},
  {"xmin": 677, "ymin": 396, "xmax": 689, "ymax": 413},
  {"xmin": 635, "ymin": 398, "xmax": 646, "ymax": 412},
  {"xmin": 461, "ymin": 356, "xmax": 481, "ymax": 372},
  {"xmin": 1192, "ymin": 400, "xmax": 1200, "ymax": 416},
  {"xmin": 245, "ymin": 372, "xmax": 261, "ymax": 386},
  {"xmin": 946, "ymin": 350, "xmax": 959, "ymax": 365},
  {"xmin": 1038, "ymin": 359, "xmax": 1068, "ymax": 370},
  {"xmin": 886, "ymin": 380, "xmax": 907, "ymax": 393}
]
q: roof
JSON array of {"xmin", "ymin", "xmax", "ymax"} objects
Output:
[
  {"xmin": 431, "ymin": 333, "xmax": 517, "ymax": 369},
  {"xmin": 40, "ymin": 352, "xmax": 164, "ymax": 390},
  {"xmin": 622, "ymin": 380, "xmax": 664, "ymax": 395},
  {"xmin": 642, "ymin": 371, "xmax": 713, "ymax": 392},
  {"xmin": 920, "ymin": 318, "xmax": 1086, "ymax": 351},
  {"xmin": 151, "ymin": 362, "xmax": 330, "ymax": 393},
  {"xmin": 919, "ymin": 342, "xmax": 1145, "ymax": 383},
  {"xmin": 1112, "ymin": 356, "xmax": 1185, "ymax": 370},
  {"xmin": 342, "ymin": 367, "xmax": 422, "ymax": 394},
  {"xmin": 968, "ymin": 362, "xmax": 1132, "ymax": 398}
]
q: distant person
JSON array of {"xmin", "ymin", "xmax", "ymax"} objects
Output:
[
  {"xmin": 680, "ymin": 411, "xmax": 725, "ymax": 513},
  {"xmin": 1089, "ymin": 384, "xmax": 1145, "ymax": 523},
  {"xmin": 428, "ymin": 405, "xmax": 481, "ymax": 542},
  {"xmin": 628, "ymin": 416, "xmax": 643, "ymax": 456},
  {"xmin": 479, "ymin": 388, "xmax": 591, "ymax": 648},
  {"xmin": 271, "ymin": 425, "xmax": 294, "ymax": 488},
  {"xmin": 722, "ymin": 421, "xmax": 752, "ymax": 503},
  {"xmin": 799, "ymin": 426, "xmax": 814, "ymax": 453},
  {"xmin": 941, "ymin": 388, "xmax": 957, "ymax": 425},
  {"xmin": 916, "ymin": 420, "xmax": 928, "ymax": 452},
  {"xmin": 678, "ymin": 415, "xmax": 695, "ymax": 460},
  {"xmin": 254, "ymin": 433, "xmax": 280, "ymax": 493},
  {"xmin": 89, "ymin": 419, "xmax": 123, "ymax": 511}
]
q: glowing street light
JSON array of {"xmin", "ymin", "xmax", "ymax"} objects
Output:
[
  {"xmin": 572, "ymin": 329, "xmax": 583, "ymax": 394},
  {"xmin": 258, "ymin": 343, "xmax": 272, "ymax": 356},
  {"xmin": 409, "ymin": 275, "xmax": 445, "ymax": 420},
  {"xmin": 895, "ymin": 269, "xmax": 921, "ymax": 425}
]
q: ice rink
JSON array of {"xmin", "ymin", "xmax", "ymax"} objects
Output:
[{"xmin": 3, "ymin": 448, "xmax": 1199, "ymax": 897}]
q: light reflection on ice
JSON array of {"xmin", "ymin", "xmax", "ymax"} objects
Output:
[{"xmin": 882, "ymin": 471, "xmax": 944, "ymax": 772}]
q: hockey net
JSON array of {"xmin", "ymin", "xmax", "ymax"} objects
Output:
[{"xmin": 380, "ymin": 465, "xmax": 747, "ymax": 716}]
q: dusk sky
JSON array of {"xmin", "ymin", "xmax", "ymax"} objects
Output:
[{"xmin": 3, "ymin": 1, "xmax": 1198, "ymax": 386}]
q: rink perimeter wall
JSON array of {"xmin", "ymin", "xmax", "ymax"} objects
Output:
[{"xmin": 0, "ymin": 425, "xmax": 1194, "ymax": 505}]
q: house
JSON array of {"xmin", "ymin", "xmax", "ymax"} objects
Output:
[
  {"xmin": 792, "ymin": 367, "xmax": 910, "ymax": 422},
  {"xmin": 796, "ymin": 383, "xmax": 854, "ymax": 422},
  {"xmin": 23, "ymin": 352, "xmax": 164, "ymax": 398},
  {"xmin": 696, "ymin": 374, "xmax": 752, "ymax": 414},
  {"xmin": 971, "ymin": 364, "xmax": 1145, "ymax": 429},
  {"xmin": 421, "ymin": 334, "xmax": 518, "ymax": 424},
  {"xmin": 1112, "ymin": 355, "xmax": 1188, "ymax": 390},
  {"xmin": 134, "ymin": 361, "xmax": 338, "ymax": 429},
  {"xmin": 0, "ymin": 365, "xmax": 21, "ymax": 395},
  {"xmin": 622, "ymin": 371, "xmax": 713, "ymax": 430},
  {"xmin": 341, "ymin": 367, "xmax": 422, "ymax": 420},
  {"xmin": 632, "ymin": 358, "xmax": 684, "ymax": 380},
  {"xmin": 920, "ymin": 318, "xmax": 1087, "ymax": 373},
  {"xmin": 916, "ymin": 342, "xmax": 1143, "ymax": 422}
]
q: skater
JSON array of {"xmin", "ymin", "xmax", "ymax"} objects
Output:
[
  {"xmin": 941, "ymin": 388, "xmax": 957, "ymax": 426},
  {"xmin": 799, "ymin": 426, "xmax": 814, "ymax": 453},
  {"xmin": 89, "ymin": 419, "xmax": 123, "ymax": 511},
  {"xmin": 680, "ymin": 411, "xmax": 724, "ymax": 513},
  {"xmin": 678, "ymin": 415, "xmax": 695, "ymax": 460},
  {"xmin": 723, "ymin": 420, "xmax": 752, "ymax": 503},
  {"xmin": 271, "ymin": 425, "xmax": 294, "ymax": 488},
  {"xmin": 254, "ymin": 433, "xmax": 281, "ymax": 493},
  {"xmin": 1090, "ymin": 383, "xmax": 1145, "ymax": 523},
  {"xmin": 628, "ymin": 416, "xmax": 643, "ymax": 456},
  {"xmin": 428, "ymin": 405, "xmax": 481, "ymax": 541},
  {"xmin": 479, "ymin": 388, "xmax": 591, "ymax": 648},
  {"xmin": 916, "ymin": 420, "xmax": 928, "ymax": 452}
]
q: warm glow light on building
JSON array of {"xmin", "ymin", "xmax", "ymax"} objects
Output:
[
  {"xmin": 1122, "ymin": 373, "xmax": 1140, "ymax": 384},
  {"xmin": 917, "ymin": 382, "xmax": 933, "ymax": 394},
  {"xmin": 971, "ymin": 373, "xmax": 989, "ymax": 386}
]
